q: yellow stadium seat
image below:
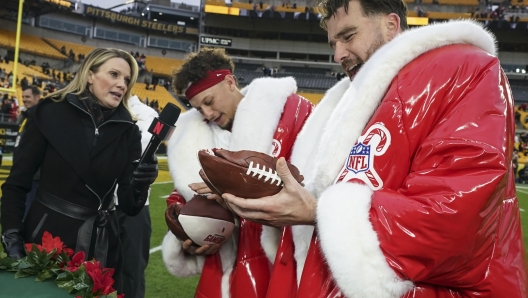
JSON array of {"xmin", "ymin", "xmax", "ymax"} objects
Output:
[
  {"xmin": 131, "ymin": 82, "xmax": 185, "ymax": 112},
  {"xmin": 44, "ymin": 38, "xmax": 96, "ymax": 60},
  {"xmin": 297, "ymin": 91, "xmax": 324, "ymax": 105},
  {"xmin": 145, "ymin": 56, "xmax": 184, "ymax": 77},
  {"xmin": 0, "ymin": 28, "xmax": 66, "ymax": 60}
]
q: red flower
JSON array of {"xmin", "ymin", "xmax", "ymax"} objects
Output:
[
  {"xmin": 25, "ymin": 243, "xmax": 43, "ymax": 252},
  {"xmin": 65, "ymin": 251, "xmax": 85, "ymax": 272},
  {"xmin": 84, "ymin": 261, "xmax": 116, "ymax": 295},
  {"xmin": 63, "ymin": 247, "xmax": 74, "ymax": 257},
  {"xmin": 41, "ymin": 231, "xmax": 64, "ymax": 254},
  {"xmin": 24, "ymin": 231, "xmax": 65, "ymax": 255},
  {"xmin": 117, "ymin": 294, "xmax": 125, "ymax": 298}
]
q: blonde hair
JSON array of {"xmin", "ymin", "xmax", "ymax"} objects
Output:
[{"xmin": 48, "ymin": 48, "xmax": 139, "ymax": 116}]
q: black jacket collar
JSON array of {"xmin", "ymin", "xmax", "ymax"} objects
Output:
[{"xmin": 34, "ymin": 94, "xmax": 136, "ymax": 188}]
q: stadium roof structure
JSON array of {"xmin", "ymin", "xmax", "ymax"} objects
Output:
[{"xmin": 1, "ymin": 0, "xmax": 74, "ymax": 18}]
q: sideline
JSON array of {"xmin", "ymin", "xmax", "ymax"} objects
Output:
[
  {"xmin": 150, "ymin": 245, "xmax": 162, "ymax": 254},
  {"xmin": 153, "ymin": 181, "xmax": 172, "ymax": 185}
]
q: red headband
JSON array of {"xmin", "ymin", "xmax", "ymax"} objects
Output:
[{"xmin": 185, "ymin": 69, "xmax": 232, "ymax": 100}]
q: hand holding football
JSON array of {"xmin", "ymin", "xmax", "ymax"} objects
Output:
[{"xmin": 165, "ymin": 194, "xmax": 235, "ymax": 247}]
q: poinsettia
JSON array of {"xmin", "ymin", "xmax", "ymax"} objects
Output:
[
  {"xmin": 85, "ymin": 260, "xmax": 116, "ymax": 295},
  {"xmin": 24, "ymin": 231, "xmax": 74, "ymax": 257},
  {"xmin": 65, "ymin": 251, "xmax": 85, "ymax": 272},
  {"xmin": 0, "ymin": 231, "xmax": 123, "ymax": 298}
]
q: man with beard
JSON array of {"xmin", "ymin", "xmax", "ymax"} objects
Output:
[
  {"xmin": 221, "ymin": 0, "xmax": 528, "ymax": 297},
  {"xmin": 161, "ymin": 47, "xmax": 313, "ymax": 298}
]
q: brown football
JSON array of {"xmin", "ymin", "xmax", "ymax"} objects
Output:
[
  {"xmin": 197, "ymin": 149, "xmax": 303, "ymax": 198},
  {"xmin": 165, "ymin": 195, "xmax": 235, "ymax": 247}
]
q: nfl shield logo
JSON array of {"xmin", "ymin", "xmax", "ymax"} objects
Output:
[{"xmin": 346, "ymin": 143, "xmax": 370, "ymax": 174}]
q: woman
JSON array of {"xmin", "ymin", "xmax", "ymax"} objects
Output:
[{"xmin": 0, "ymin": 48, "xmax": 158, "ymax": 277}]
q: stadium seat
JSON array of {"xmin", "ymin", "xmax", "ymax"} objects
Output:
[
  {"xmin": 131, "ymin": 82, "xmax": 185, "ymax": 112},
  {"xmin": 0, "ymin": 28, "xmax": 66, "ymax": 60},
  {"xmin": 44, "ymin": 38, "xmax": 96, "ymax": 60},
  {"xmin": 145, "ymin": 56, "xmax": 184, "ymax": 77}
]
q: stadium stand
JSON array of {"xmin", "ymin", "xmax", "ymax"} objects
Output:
[
  {"xmin": 234, "ymin": 62, "xmax": 263, "ymax": 71},
  {"xmin": 145, "ymin": 56, "xmax": 184, "ymax": 77},
  {"xmin": 44, "ymin": 38, "xmax": 96, "ymax": 61},
  {"xmin": 297, "ymin": 91, "xmax": 324, "ymax": 105},
  {"xmin": 511, "ymin": 80, "xmax": 528, "ymax": 103},
  {"xmin": 131, "ymin": 83, "xmax": 186, "ymax": 112},
  {"xmin": 282, "ymin": 66, "xmax": 330, "ymax": 75},
  {"xmin": 0, "ymin": 28, "xmax": 66, "ymax": 60}
]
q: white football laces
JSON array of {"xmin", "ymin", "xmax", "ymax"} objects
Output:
[{"xmin": 246, "ymin": 161, "xmax": 283, "ymax": 186}]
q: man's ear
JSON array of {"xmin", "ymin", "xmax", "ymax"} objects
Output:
[
  {"xmin": 384, "ymin": 13, "xmax": 401, "ymax": 42},
  {"xmin": 225, "ymin": 75, "xmax": 237, "ymax": 92}
]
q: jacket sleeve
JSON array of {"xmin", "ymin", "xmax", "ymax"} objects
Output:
[
  {"xmin": 115, "ymin": 124, "xmax": 144, "ymax": 216},
  {"xmin": 316, "ymin": 52, "xmax": 515, "ymax": 296},
  {"xmin": 1, "ymin": 112, "xmax": 47, "ymax": 233}
]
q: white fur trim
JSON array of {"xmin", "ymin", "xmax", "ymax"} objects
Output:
[
  {"xmin": 161, "ymin": 231, "xmax": 205, "ymax": 277},
  {"xmin": 261, "ymin": 226, "xmax": 282, "ymax": 262},
  {"xmin": 317, "ymin": 183, "xmax": 414, "ymax": 297},
  {"xmin": 291, "ymin": 225, "xmax": 314, "ymax": 284},
  {"xmin": 167, "ymin": 109, "xmax": 215, "ymax": 202},
  {"xmin": 232, "ymin": 76, "xmax": 297, "ymax": 153}
]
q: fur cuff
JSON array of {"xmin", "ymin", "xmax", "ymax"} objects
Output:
[
  {"xmin": 161, "ymin": 231, "xmax": 205, "ymax": 277},
  {"xmin": 316, "ymin": 182, "xmax": 414, "ymax": 297}
]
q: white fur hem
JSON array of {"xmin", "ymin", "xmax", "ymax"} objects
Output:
[
  {"xmin": 317, "ymin": 183, "xmax": 414, "ymax": 297},
  {"xmin": 161, "ymin": 231, "xmax": 205, "ymax": 277},
  {"xmin": 261, "ymin": 226, "xmax": 281, "ymax": 262}
]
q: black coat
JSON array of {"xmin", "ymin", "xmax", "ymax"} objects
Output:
[{"xmin": 1, "ymin": 94, "xmax": 143, "ymax": 269}]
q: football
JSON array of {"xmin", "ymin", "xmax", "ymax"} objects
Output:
[
  {"xmin": 197, "ymin": 149, "xmax": 303, "ymax": 198},
  {"xmin": 165, "ymin": 194, "xmax": 235, "ymax": 247}
]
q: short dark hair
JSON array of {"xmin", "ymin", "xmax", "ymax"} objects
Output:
[
  {"xmin": 317, "ymin": 0, "xmax": 408, "ymax": 31},
  {"xmin": 172, "ymin": 47, "xmax": 235, "ymax": 96},
  {"xmin": 23, "ymin": 86, "xmax": 41, "ymax": 97}
]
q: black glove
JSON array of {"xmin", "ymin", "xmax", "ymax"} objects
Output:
[
  {"xmin": 132, "ymin": 155, "xmax": 159, "ymax": 188},
  {"xmin": 1, "ymin": 229, "xmax": 26, "ymax": 260}
]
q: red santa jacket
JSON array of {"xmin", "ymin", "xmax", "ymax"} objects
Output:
[
  {"xmin": 266, "ymin": 20, "xmax": 527, "ymax": 298},
  {"xmin": 161, "ymin": 76, "xmax": 313, "ymax": 298}
]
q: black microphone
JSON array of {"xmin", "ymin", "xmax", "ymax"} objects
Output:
[{"xmin": 139, "ymin": 102, "xmax": 181, "ymax": 164}]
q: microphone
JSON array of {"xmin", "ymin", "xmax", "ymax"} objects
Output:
[{"xmin": 139, "ymin": 102, "xmax": 181, "ymax": 164}]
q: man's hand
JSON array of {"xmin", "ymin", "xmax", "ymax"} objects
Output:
[
  {"xmin": 181, "ymin": 240, "xmax": 220, "ymax": 255},
  {"xmin": 189, "ymin": 182, "xmax": 229, "ymax": 210},
  {"xmin": 222, "ymin": 157, "xmax": 316, "ymax": 227}
]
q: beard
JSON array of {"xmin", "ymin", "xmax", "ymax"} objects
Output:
[
  {"xmin": 220, "ymin": 117, "xmax": 234, "ymax": 131},
  {"xmin": 341, "ymin": 29, "xmax": 386, "ymax": 80}
]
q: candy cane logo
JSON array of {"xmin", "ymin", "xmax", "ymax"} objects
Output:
[
  {"xmin": 336, "ymin": 123, "xmax": 391, "ymax": 190},
  {"xmin": 270, "ymin": 139, "xmax": 281, "ymax": 158}
]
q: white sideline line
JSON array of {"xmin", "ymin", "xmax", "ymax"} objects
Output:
[
  {"xmin": 150, "ymin": 245, "xmax": 162, "ymax": 254},
  {"xmin": 517, "ymin": 189, "xmax": 528, "ymax": 196},
  {"xmin": 153, "ymin": 181, "xmax": 173, "ymax": 185},
  {"xmin": 516, "ymin": 185, "xmax": 528, "ymax": 189}
]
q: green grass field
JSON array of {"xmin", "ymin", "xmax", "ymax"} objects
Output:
[{"xmin": 2, "ymin": 157, "xmax": 528, "ymax": 297}]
